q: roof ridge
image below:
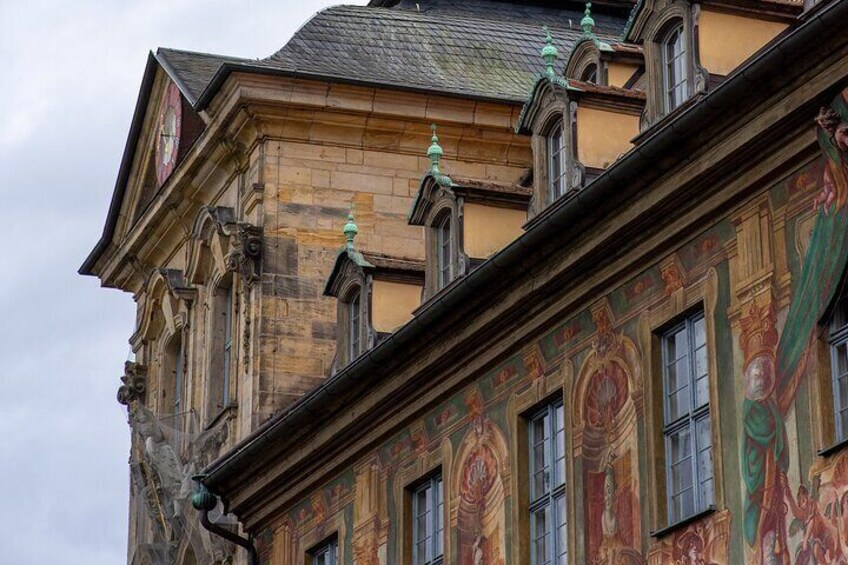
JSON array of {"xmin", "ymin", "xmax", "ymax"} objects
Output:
[
  {"xmin": 157, "ymin": 46, "xmax": 257, "ymax": 63},
  {"xmin": 304, "ymin": 4, "xmax": 591, "ymax": 34}
]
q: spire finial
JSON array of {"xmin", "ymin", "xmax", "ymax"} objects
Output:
[
  {"xmin": 343, "ymin": 205, "xmax": 358, "ymax": 251},
  {"xmin": 428, "ymin": 123, "xmax": 444, "ymax": 176},
  {"xmin": 541, "ymin": 26, "xmax": 558, "ymax": 79},
  {"xmin": 581, "ymin": 2, "xmax": 595, "ymax": 37}
]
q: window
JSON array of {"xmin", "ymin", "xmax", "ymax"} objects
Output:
[
  {"xmin": 348, "ymin": 289, "xmax": 362, "ymax": 360},
  {"xmin": 529, "ymin": 400, "xmax": 567, "ymax": 565},
  {"xmin": 163, "ymin": 334, "xmax": 184, "ymax": 415},
  {"xmin": 661, "ymin": 24, "xmax": 688, "ymax": 113},
  {"xmin": 581, "ymin": 64, "xmax": 598, "ymax": 84},
  {"xmin": 547, "ymin": 121, "xmax": 567, "ymax": 201},
  {"xmin": 829, "ymin": 292, "xmax": 848, "ymax": 441},
  {"xmin": 661, "ymin": 310, "xmax": 713, "ymax": 525},
  {"xmin": 412, "ymin": 475, "xmax": 444, "ymax": 565},
  {"xmin": 436, "ymin": 214, "xmax": 453, "ymax": 290},
  {"xmin": 309, "ymin": 538, "xmax": 338, "ymax": 565},
  {"xmin": 222, "ymin": 285, "xmax": 233, "ymax": 407}
]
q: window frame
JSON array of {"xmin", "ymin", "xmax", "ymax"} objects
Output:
[
  {"xmin": 347, "ymin": 287, "xmax": 363, "ymax": 361},
  {"xmin": 547, "ymin": 119, "xmax": 568, "ymax": 203},
  {"xmin": 829, "ymin": 293, "xmax": 848, "ymax": 443},
  {"xmin": 528, "ymin": 399, "xmax": 567, "ymax": 565},
  {"xmin": 411, "ymin": 474, "xmax": 444, "ymax": 565},
  {"xmin": 660, "ymin": 310, "xmax": 714, "ymax": 526},
  {"xmin": 660, "ymin": 22, "xmax": 688, "ymax": 114},
  {"xmin": 308, "ymin": 537, "xmax": 338, "ymax": 565}
]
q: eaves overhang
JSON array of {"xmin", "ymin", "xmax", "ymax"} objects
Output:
[{"xmin": 193, "ymin": 61, "xmax": 528, "ymax": 113}]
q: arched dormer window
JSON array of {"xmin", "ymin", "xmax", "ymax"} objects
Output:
[
  {"xmin": 661, "ymin": 22, "xmax": 688, "ymax": 113},
  {"xmin": 346, "ymin": 287, "xmax": 363, "ymax": 361},
  {"xmin": 547, "ymin": 118, "xmax": 568, "ymax": 202},
  {"xmin": 436, "ymin": 212, "xmax": 454, "ymax": 291}
]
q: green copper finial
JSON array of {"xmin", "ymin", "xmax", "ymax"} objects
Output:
[
  {"xmin": 581, "ymin": 2, "xmax": 595, "ymax": 37},
  {"xmin": 541, "ymin": 26, "xmax": 558, "ymax": 79},
  {"xmin": 428, "ymin": 124, "xmax": 444, "ymax": 175},
  {"xmin": 343, "ymin": 206, "xmax": 358, "ymax": 251},
  {"xmin": 426, "ymin": 124, "xmax": 452, "ymax": 187}
]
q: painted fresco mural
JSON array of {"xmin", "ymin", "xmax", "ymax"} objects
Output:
[{"xmin": 265, "ymin": 89, "xmax": 848, "ymax": 565}]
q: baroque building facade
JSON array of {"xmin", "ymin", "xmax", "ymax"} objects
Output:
[{"xmin": 82, "ymin": 0, "xmax": 848, "ymax": 564}]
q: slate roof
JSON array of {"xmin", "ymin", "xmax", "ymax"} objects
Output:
[
  {"xmin": 156, "ymin": 48, "xmax": 261, "ymax": 105},
  {"xmin": 156, "ymin": 1, "xmax": 629, "ymax": 109}
]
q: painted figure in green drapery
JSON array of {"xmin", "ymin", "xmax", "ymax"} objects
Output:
[{"xmin": 742, "ymin": 91, "xmax": 848, "ymax": 562}]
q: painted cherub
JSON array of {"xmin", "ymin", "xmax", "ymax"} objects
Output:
[{"xmin": 785, "ymin": 479, "xmax": 840, "ymax": 564}]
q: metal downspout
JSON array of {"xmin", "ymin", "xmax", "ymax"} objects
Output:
[{"xmin": 191, "ymin": 474, "xmax": 259, "ymax": 565}]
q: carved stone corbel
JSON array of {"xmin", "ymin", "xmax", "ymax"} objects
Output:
[
  {"xmin": 225, "ymin": 223, "xmax": 263, "ymax": 287},
  {"xmin": 117, "ymin": 361, "xmax": 147, "ymax": 406}
]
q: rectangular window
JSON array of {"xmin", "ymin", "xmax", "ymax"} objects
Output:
[
  {"xmin": 529, "ymin": 400, "xmax": 567, "ymax": 565},
  {"xmin": 436, "ymin": 215, "xmax": 453, "ymax": 290},
  {"xmin": 830, "ymin": 295, "xmax": 848, "ymax": 441},
  {"xmin": 661, "ymin": 310, "xmax": 713, "ymax": 525},
  {"xmin": 412, "ymin": 475, "xmax": 444, "ymax": 565},
  {"xmin": 222, "ymin": 285, "xmax": 233, "ymax": 407},
  {"xmin": 548, "ymin": 123, "xmax": 567, "ymax": 202},
  {"xmin": 309, "ymin": 538, "xmax": 338, "ymax": 565}
]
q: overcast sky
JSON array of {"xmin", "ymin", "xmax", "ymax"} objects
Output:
[{"xmin": 0, "ymin": 1, "xmax": 365, "ymax": 562}]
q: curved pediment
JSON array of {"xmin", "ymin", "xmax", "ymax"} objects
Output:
[
  {"xmin": 135, "ymin": 268, "xmax": 194, "ymax": 344},
  {"xmin": 186, "ymin": 206, "xmax": 235, "ymax": 285},
  {"xmin": 516, "ymin": 75, "xmax": 571, "ymax": 135},
  {"xmin": 409, "ymin": 172, "xmax": 457, "ymax": 226}
]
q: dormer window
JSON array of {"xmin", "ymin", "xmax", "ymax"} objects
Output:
[
  {"xmin": 436, "ymin": 212, "xmax": 454, "ymax": 291},
  {"xmin": 662, "ymin": 23, "xmax": 688, "ymax": 113},
  {"xmin": 410, "ymin": 127, "xmax": 531, "ymax": 299},
  {"xmin": 547, "ymin": 119, "xmax": 568, "ymax": 202},
  {"xmin": 324, "ymin": 213, "xmax": 425, "ymax": 373}
]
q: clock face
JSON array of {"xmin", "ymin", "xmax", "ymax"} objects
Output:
[{"xmin": 155, "ymin": 82, "xmax": 182, "ymax": 186}]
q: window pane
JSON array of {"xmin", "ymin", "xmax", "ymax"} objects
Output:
[
  {"xmin": 532, "ymin": 414, "xmax": 551, "ymax": 499},
  {"xmin": 668, "ymin": 427, "xmax": 693, "ymax": 489},
  {"xmin": 670, "ymin": 487, "xmax": 696, "ymax": 524},
  {"xmin": 837, "ymin": 342, "xmax": 848, "ymax": 377},
  {"xmin": 549, "ymin": 124, "xmax": 565, "ymax": 200},
  {"xmin": 696, "ymin": 416, "xmax": 714, "ymax": 509},
  {"xmin": 435, "ymin": 478, "xmax": 444, "ymax": 558},
  {"xmin": 555, "ymin": 404, "xmax": 565, "ymax": 488},
  {"xmin": 532, "ymin": 504, "xmax": 551, "ymax": 565},
  {"xmin": 840, "ymin": 408, "xmax": 848, "ymax": 443},
  {"xmin": 414, "ymin": 485, "xmax": 431, "ymax": 565},
  {"xmin": 555, "ymin": 493, "xmax": 567, "ymax": 565}
]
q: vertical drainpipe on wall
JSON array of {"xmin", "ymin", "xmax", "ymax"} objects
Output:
[{"xmin": 191, "ymin": 474, "xmax": 259, "ymax": 565}]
